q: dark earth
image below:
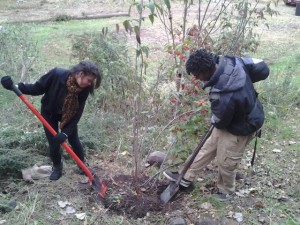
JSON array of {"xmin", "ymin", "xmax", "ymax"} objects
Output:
[{"xmin": 77, "ymin": 170, "xmax": 185, "ymax": 219}]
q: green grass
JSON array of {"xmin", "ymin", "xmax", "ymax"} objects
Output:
[
  {"xmin": 270, "ymin": 51, "xmax": 300, "ymax": 86},
  {"xmin": 0, "ymin": 88, "xmax": 15, "ymax": 111},
  {"xmin": 30, "ymin": 17, "xmax": 129, "ymax": 67},
  {"xmin": 33, "ymin": 18, "xmax": 127, "ymax": 40}
]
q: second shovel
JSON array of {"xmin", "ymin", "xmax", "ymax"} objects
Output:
[{"xmin": 160, "ymin": 125, "xmax": 214, "ymax": 205}]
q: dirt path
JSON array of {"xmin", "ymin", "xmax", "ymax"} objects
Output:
[{"xmin": 0, "ymin": 0, "xmax": 127, "ymax": 23}]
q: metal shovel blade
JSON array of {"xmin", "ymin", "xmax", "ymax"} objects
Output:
[
  {"xmin": 160, "ymin": 182, "xmax": 179, "ymax": 205},
  {"xmin": 92, "ymin": 174, "xmax": 107, "ymax": 199},
  {"xmin": 86, "ymin": 167, "xmax": 107, "ymax": 199}
]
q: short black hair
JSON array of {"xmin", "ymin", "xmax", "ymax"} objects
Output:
[{"xmin": 186, "ymin": 49, "xmax": 218, "ymax": 75}]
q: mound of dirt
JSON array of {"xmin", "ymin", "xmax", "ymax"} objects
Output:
[{"xmin": 78, "ymin": 174, "xmax": 184, "ymax": 218}]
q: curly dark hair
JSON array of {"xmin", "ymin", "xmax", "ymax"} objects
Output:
[
  {"xmin": 69, "ymin": 61, "xmax": 102, "ymax": 95},
  {"xmin": 186, "ymin": 49, "xmax": 219, "ymax": 76}
]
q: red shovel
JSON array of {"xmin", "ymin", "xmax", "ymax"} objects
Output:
[{"xmin": 8, "ymin": 82, "xmax": 107, "ymax": 199}]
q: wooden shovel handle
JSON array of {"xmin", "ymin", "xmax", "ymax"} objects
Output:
[{"xmin": 175, "ymin": 125, "xmax": 214, "ymax": 185}]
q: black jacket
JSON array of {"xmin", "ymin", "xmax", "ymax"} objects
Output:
[
  {"xmin": 18, "ymin": 67, "xmax": 91, "ymax": 136},
  {"xmin": 204, "ymin": 56, "xmax": 269, "ymax": 136}
]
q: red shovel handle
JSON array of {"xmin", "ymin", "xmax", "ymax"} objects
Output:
[{"xmin": 11, "ymin": 85, "xmax": 95, "ymax": 182}]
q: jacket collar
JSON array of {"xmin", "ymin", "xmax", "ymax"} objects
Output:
[{"xmin": 203, "ymin": 56, "xmax": 226, "ymax": 89}]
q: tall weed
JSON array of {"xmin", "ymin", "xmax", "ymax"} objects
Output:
[{"xmin": 0, "ymin": 24, "xmax": 39, "ymax": 81}]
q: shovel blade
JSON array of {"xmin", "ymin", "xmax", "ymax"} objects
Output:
[
  {"xmin": 91, "ymin": 173, "xmax": 107, "ymax": 199},
  {"xmin": 85, "ymin": 166, "xmax": 107, "ymax": 199},
  {"xmin": 160, "ymin": 182, "xmax": 179, "ymax": 205}
]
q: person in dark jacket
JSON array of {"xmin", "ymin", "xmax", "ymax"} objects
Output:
[
  {"xmin": 163, "ymin": 49, "xmax": 269, "ymax": 200},
  {"xmin": 1, "ymin": 61, "xmax": 102, "ymax": 180}
]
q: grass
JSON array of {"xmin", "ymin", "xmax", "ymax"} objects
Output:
[
  {"xmin": 254, "ymin": 8, "xmax": 300, "ymax": 120},
  {"xmin": 31, "ymin": 17, "xmax": 129, "ymax": 67},
  {"xmin": 254, "ymin": 5, "xmax": 300, "ymax": 93},
  {"xmin": 0, "ymin": 88, "xmax": 15, "ymax": 111}
]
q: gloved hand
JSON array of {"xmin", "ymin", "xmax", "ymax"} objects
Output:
[
  {"xmin": 1, "ymin": 76, "xmax": 14, "ymax": 90},
  {"xmin": 52, "ymin": 132, "xmax": 68, "ymax": 146}
]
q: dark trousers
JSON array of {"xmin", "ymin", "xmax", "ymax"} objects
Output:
[{"xmin": 42, "ymin": 112, "xmax": 85, "ymax": 166}]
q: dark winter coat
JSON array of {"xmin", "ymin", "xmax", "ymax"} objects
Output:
[
  {"xmin": 18, "ymin": 67, "xmax": 91, "ymax": 136},
  {"xmin": 203, "ymin": 56, "xmax": 269, "ymax": 136}
]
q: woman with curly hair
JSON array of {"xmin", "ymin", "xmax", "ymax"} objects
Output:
[{"xmin": 2, "ymin": 61, "xmax": 102, "ymax": 180}]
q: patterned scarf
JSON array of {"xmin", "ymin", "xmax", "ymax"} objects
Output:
[{"xmin": 60, "ymin": 75, "xmax": 82, "ymax": 129}]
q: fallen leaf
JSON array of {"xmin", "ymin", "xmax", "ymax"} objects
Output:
[
  {"xmin": 140, "ymin": 187, "xmax": 147, "ymax": 192},
  {"xmin": 66, "ymin": 206, "xmax": 76, "ymax": 214},
  {"xmin": 197, "ymin": 178, "xmax": 204, "ymax": 182},
  {"xmin": 235, "ymin": 192, "xmax": 245, "ymax": 197},
  {"xmin": 233, "ymin": 212, "xmax": 243, "ymax": 222},
  {"xmin": 255, "ymin": 201, "xmax": 264, "ymax": 209},
  {"xmin": 240, "ymin": 189, "xmax": 250, "ymax": 195},
  {"xmin": 272, "ymin": 149, "xmax": 282, "ymax": 153},
  {"xmin": 75, "ymin": 213, "xmax": 86, "ymax": 220},
  {"xmin": 120, "ymin": 151, "xmax": 129, "ymax": 156},
  {"xmin": 227, "ymin": 211, "xmax": 234, "ymax": 217},
  {"xmin": 288, "ymin": 141, "xmax": 296, "ymax": 145},
  {"xmin": 200, "ymin": 202, "xmax": 212, "ymax": 210},
  {"xmin": 235, "ymin": 189, "xmax": 250, "ymax": 197},
  {"xmin": 258, "ymin": 216, "xmax": 267, "ymax": 223},
  {"xmin": 80, "ymin": 177, "xmax": 89, "ymax": 184},
  {"xmin": 199, "ymin": 186, "xmax": 209, "ymax": 193},
  {"xmin": 0, "ymin": 220, "xmax": 6, "ymax": 224},
  {"xmin": 58, "ymin": 201, "xmax": 71, "ymax": 208}
]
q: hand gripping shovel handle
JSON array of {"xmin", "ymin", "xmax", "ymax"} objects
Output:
[
  {"xmin": 160, "ymin": 125, "xmax": 214, "ymax": 205},
  {"xmin": 10, "ymin": 85, "xmax": 107, "ymax": 198}
]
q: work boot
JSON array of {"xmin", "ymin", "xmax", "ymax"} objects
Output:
[
  {"xmin": 163, "ymin": 171, "xmax": 192, "ymax": 187},
  {"xmin": 179, "ymin": 182, "xmax": 195, "ymax": 193},
  {"xmin": 235, "ymin": 171, "xmax": 244, "ymax": 180},
  {"xmin": 49, "ymin": 163, "xmax": 63, "ymax": 180},
  {"xmin": 211, "ymin": 192, "xmax": 233, "ymax": 201}
]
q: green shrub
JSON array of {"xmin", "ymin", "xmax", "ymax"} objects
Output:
[
  {"xmin": 0, "ymin": 127, "xmax": 47, "ymax": 152},
  {"xmin": 54, "ymin": 14, "xmax": 72, "ymax": 22},
  {"xmin": 71, "ymin": 31, "xmax": 135, "ymax": 112},
  {"xmin": 0, "ymin": 23, "xmax": 39, "ymax": 82},
  {"xmin": 0, "ymin": 125, "xmax": 49, "ymax": 176},
  {"xmin": 0, "ymin": 147, "xmax": 48, "ymax": 176}
]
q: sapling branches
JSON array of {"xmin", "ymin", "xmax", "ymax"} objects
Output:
[{"xmin": 122, "ymin": 0, "xmax": 279, "ymax": 179}]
